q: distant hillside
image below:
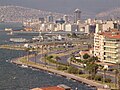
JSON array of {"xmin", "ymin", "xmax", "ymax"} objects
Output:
[
  {"xmin": 0, "ymin": 5, "xmax": 97, "ymax": 22},
  {"xmin": 96, "ymin": 8, "xmax": 120, "ymax": 19},
  {"xmin": 0, "ymin": 5, "xmax": 67, "ymax": 22}
]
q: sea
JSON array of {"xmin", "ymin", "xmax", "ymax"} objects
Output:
[{"xmin": 0, "ymin": 22, "xmax": 96, "ymax": 90}]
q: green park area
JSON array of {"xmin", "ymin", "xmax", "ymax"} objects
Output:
[{"xmin": 15, "ymin": 50, "xmax": 119, "ymax": 90}]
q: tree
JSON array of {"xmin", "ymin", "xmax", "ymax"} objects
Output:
[
  {"xmin": 25, "ymin": 48, "xmax": 30, "ymax": 62},
  {"xmin": 85, "ymin": 56, "xmax": 99, "ymax": 79},
  {"xmin": 43, "ymin": 54, "xmax": 48, "ymax": 66},
  {"xmin": 114, "ymin": 69, "xmax": 119, "ymax": 88},
  {"xmin": 95, "ymin": 75, "xmax": 103, "ymax": 81},
  {"xmin": 85, "ymin": 63, "xmax": 99, "ymax": 79},
  {"xmin": 31, "ymin": 47, "xmax": 38, "ymax": 64},
  {"xmin": 48, "ymin": 55, "xmax": 54, "ymax": 59},
  {"xmin": 57, "ymin": 66, "xmax": 68, "ymax": 71},
  {"xmin": 103, "ymin": 68, "xmax": 107, "ymax": 83},
  {"xmin": 88, "ymin": 56, "xmax": 98, "ymax": 63},
  {"xmin": 69, "ymin": 55, "xmax": 75, "ymax": 65},
  {"xmin": 83, "ymin": 53, "xmax": 90, "ymax": 59},
  {"xmin": 68, "ymin": 66, "xmax": 79, "ymax": 74},
  {"xmin": 55, "ymin": 56, "xmax": 61, "ymax": 61},
  {"xmin": 71, "ymin": 33, "xmax": 78, "ymax": 38},
  {"xmin": 67, "ymin": 33, "xmax": 71, "ymax": 38},
  {"xmin": 114, "ymin": 62, "xmax": 120, "ymax": 89}
]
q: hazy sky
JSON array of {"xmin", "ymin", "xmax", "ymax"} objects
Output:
[{"xmin": 0, "ymin": 0, "xmax": 120, "ymax": 14}]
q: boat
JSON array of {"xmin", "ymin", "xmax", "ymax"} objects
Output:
[
  {"xmin": 32, "ymin": 35, "xmax": 43, "ymax": 41},
  {"xmin": 10, "ymin": 38, "xmax": 28, "ymax": 43},
  {"xmin": 32, "ymin": 32, "xmax": 43, "ymax": 41},
  {"xmin": 6, "ymin": 60, "xmax": 9, "ymax": 62},
  {"xmin": 7, "ymin": 31, "xmax": 13, "ymax": 35},
  {"xmin": 21, "ymin": 64, "xmax": 28, "ymax": 68},
  {"xmin": 5, "ymin": 28, "xmax": 13, "ymax": 31}
]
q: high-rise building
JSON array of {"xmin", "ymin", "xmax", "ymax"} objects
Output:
[
  {"xmin": 63, "ymin": 15, "xmax": 69, "ymax": 23},
  {"xmin": 74, "ymin": 9, "xmax": 81, "ymax": 23},
  {"xmin": 47, "ymin": 14, "xmax": 54, "ymax": 23},
  {"xmin": 65, "ymin": 24, "xmax": 79, "ymax": 32},
  {"xmin": 94, "ymin": 29, "xmax": 120, "ymax": 63},
  {"xmin": 39, "ymin": 17, "xmax": 45, "ymax": 23}
]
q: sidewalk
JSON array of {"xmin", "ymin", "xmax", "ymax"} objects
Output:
[{"xmin": 12, "ymin": 59, "xmax": 110, "ymax": 90}]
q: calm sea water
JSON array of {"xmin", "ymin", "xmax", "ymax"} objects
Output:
[
  {"xmin": 0, "ymin": 22, "xmax": 23, "ymax": 30},
  {"xmin": 0, "ymin": 23, "xmax": 96, "ymax": 90}
]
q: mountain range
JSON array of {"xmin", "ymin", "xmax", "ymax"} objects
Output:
[
  {"xmin": 0, "ymin": 6, "xmax": 120, "ymax": 22},
  {"xmin": 96, "ymin": 8, "xmax": 120, "ymax": 19}
]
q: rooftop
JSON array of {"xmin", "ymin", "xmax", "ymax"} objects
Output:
[
  {"xmin": 31, "ymin": 86, "xmax": 65, "ymax": 90},
  {"xmin": 100, "ymin": 29, "xmax": 120, "ymax": 39},
  {"xmin": 31, "ymin": 84, "xmax": 71, "ymax": 90}
]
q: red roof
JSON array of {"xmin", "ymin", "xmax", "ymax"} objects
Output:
[
  {"xmin": 31, "ymin": 86, "xmax": 65, "ymax": 90},
  {"xmin": 100, "ymin": 30, "xmax": 120, "ymax": 39}
]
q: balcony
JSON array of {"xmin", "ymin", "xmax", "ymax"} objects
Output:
[
  {"xmin": 104, "ymin": 40, "xmax": 117, "ymax": 44},
  {"xmin": 104, "ymin": 55, "xmax": 118, "ymax": 59},
  {"xmin": 103, "ymin": 60, "xmax": 117, "ymax": 63},
  {"xmin": 104, "ymin": 45, "xmax": 117, "ymax": 48},
  {"xmin": 104, "ymin": 50, "xmax": 118, "ymax": 53},
  {"xmin": 94, "ymin": 44, "xmax": 99, "ymax": 46}
]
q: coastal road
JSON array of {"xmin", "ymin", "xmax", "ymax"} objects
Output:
[{"xmin": 28, "ymin": 47, "xmax": 116, "ymax": 83}]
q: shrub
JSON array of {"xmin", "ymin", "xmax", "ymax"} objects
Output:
[
  {"xmin": 108, "ymin": 68, "xmax": 114, "ymax": 71},
  {"xmin": 83, "ymin": 53, "xmax": 90, "ymax": 59},
  {"xmin": 75, "ymin": 59, "xmax": 82, "ymax": 63},
  {"xmin": 67, "ymin": 66, "xmax": 79, "ymax": 74},
  {"xmin": 78, "ymin": 70, "xmax": 84, "ymax": 74},
  {"xmin": 48, "ymin": 55, "xmax": 53, "ymax": 59},
  {"xmin": 57, "ymin": 66, "xmax": 68, "ymax": 71},
  {"xmin": 102, "ymin": 78, "xmax": 112, "ymax": 83},
  {"xmin": 104, "ymin": 78, "xmax": 111, "ymax": 83},
  {"xmin": 86, "ymin": 75, "xmax": 94, "ymax": 80},
  {"xmin": 95, "ymin": 75, "xmax": 102, "ymax": 81}
]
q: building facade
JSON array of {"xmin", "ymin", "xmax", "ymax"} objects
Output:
[
  {"xmin": 94, "ymin": 30, "xmax": 120, "ymax": 63},
  {"xmin": 74, "ymin": 9, "xmax": 81, "ymax": 23}
]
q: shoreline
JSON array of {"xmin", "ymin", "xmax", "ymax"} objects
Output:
[{"xmin": 11, "ymin": 58, "xmax": 109, "ymax": 90}]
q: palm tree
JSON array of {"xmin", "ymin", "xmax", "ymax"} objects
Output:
[
  {"xmin": 34, "ymin": 46, "xmax": 39, "ymax": 64},
  {"xmin": 41, "ymin": 45, "xmax": 44, "ymax": 59},
  {"xmin": 44, "ymin": 54, "xmax": 48, "ymax": 66},
  {"xmin": 103, "ymin": 68, "xmax": 107, "ymax": 83},
  {"xmin": 69, "ymin": 54, "xmax": 75, "ymax": 65},
  {"xmin": 85, "ymin": 62, "xmax": 99, "ymax": 79},
  {"xmin": 25, "ymin": 48, "xmax": 30, "ymax": 62},
  {"xmin": 85, "ymin": 56, "xmax": 99, "ymax": 80},
  {"xmin": 114, "ymin": 69, "xmax": 119, "ymax": 88},
  {"xmin": 115, "ymin": 62, "xmax": 120, "ymax": 89}
]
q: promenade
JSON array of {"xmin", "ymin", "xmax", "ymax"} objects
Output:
[{"xmin": 12, "ymin": 59, "xmax": 110, "ymax": 90}]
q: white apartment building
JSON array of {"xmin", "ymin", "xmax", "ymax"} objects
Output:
[
  {"xmin": 94, "ymin": 29, "xmax": 120, "ymax": 63},
  {"xmin": 95, "ymin": 23, "xmax": 103, "ymax": 33},
  {"xmin": 65, "ymin": 24, "xmax": 79, "ymax": 32},
  {"xmin": 103, "ymin": 21, "xmax": 114, "ymax": 31},
  {"xmin": 95, "ymin": 20, "xmax": 120, "ymax": 34}
]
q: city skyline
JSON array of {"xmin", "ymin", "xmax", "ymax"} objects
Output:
[{"xmin": 0, "ymin": 0, "xmax": 120, "ymax": 14}]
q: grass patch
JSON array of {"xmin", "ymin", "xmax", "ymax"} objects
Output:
[
  {"xmin": 78, "ymin": 74, "xmax": 89, "ymax": 78},
  {"xmin": 96, "ymin": 81, "xmax": 117, "ymax": 89}
]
